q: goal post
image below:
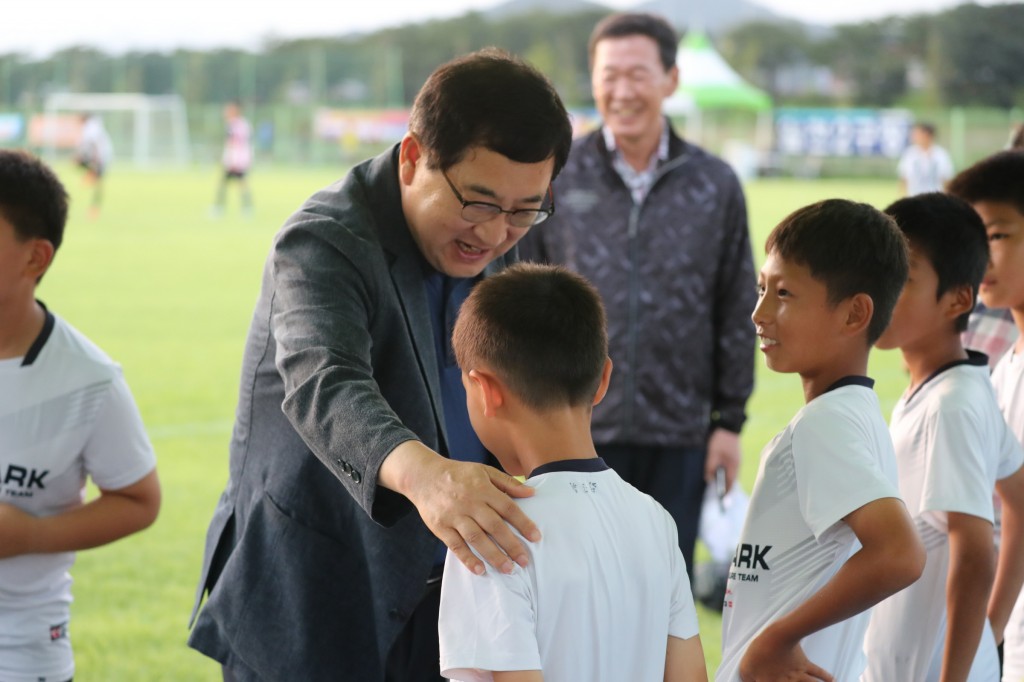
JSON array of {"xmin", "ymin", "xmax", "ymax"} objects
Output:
[{"xmin": 42, "ymin": 92, "xmax": 191, "ymax": 166}]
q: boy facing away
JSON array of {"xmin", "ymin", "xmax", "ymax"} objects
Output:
[
  {"xmin": 948, "ymin": 151, "xmax": 1024, "ymax": 681},
  {"xmin": 862, "ymin": 193, "xmax": 1024, "ymax": 682},
  {"xmin": 717, "ymin": 199, "xmax": 925, "ymax": 682},
  {"xmin": 438, "ymin": 262, "xmax": 708, "ymax": 681},
  {"xmin": 0, "ymin": 150, "xmax": 161, "ymax": 682}
]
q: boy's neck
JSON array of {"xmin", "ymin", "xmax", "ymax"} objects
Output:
[
  {"xmin": 899, "ymin": 331, "xmax": 969, "ymax": 394},
  {"xmin": 0, "ymin": 298, "xmax": 46, "ymax": 360},
  {"xmin": 503, "ymin": 407, "xmax": 599, "ymax": 477},
  {"xmin": 800, "ymin": 348, "xmax": 870, "ymax": 403}
]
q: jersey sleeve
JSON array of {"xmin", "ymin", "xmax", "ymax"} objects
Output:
[
  {"xmin": 791, "ymin": 406, "xmax": 900, "ymax": 540},
  {"xmin": 665, "ymin": 513, "xmax": 701, "ymax": 641},
  {"xmin": 438, "ymin": 551, "xmax": 541, "ymax": 681},
  {"xmin": 921, "ymin": 403, "xmax": 996, "ymax": 522},
  {"xmin": 997, "ymin": 413, "xmax": 1024, "ymax": 480},
  {"xmin": 81, "ymin": 371, "xmax": 157, "ymax": 491}
]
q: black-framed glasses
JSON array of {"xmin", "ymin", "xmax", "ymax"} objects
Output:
[{"xmin": 442, "ymin": 170, "xmax": 554, "ymax": 228}]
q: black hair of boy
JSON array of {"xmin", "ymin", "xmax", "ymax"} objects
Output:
[
  {"xmin": 0, "ymin": 150, "xmax": 68, "ymax": 251},
  {"xmin": 409, "ymin": 49, "xmax": 572, "ymax": 176},
  {"xmin": 947, "ymin": 150, "xmax": 1024, "ymax": 216},
  {"xmin": 588, "ymin": 12, "xmax": 678, "ymax": 71},
  {"xmin": 766, "ymin": 198, "xmax": 909, "ymax": 345},
  {"xmin": 452, "ymin": 263, "xmax": 608, "ymax": 411},
  {"xmin": 884, "ymin": 192, "xmax": 989, "ymax": 332}
]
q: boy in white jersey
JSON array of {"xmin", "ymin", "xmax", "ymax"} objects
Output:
[
  {"xmin": 718, "ymin": 199, "xmax": 925, "ymax": 682},
  {"xmin": 0, "ymin": 150, "xmax": 160, "ymax": 682},
  {"xmin": 863, "ymin": 193, "xmax": 1024, "ymax": 682},
  {"xmin": 949, "ymin": 151, "xmax": 1024, "ymax": 681},
  {"xmin": 439, "ymin": 263, "xmax": 708, "ymax": 681}
]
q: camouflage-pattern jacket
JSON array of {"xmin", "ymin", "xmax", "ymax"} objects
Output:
[{"xmin": 520, "ymin": 124, "xmax": 756, "ymax": 448}]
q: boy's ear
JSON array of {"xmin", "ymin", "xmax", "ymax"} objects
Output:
[
  {"xmin": 842, "ymin": 293, "xmax": 874, "ymax": 338},
  {"xmin": 944, "ymin": 284, "xmax": 975, "ymax": 321},
  {"xmin": 592, "ymin": 357, "xmax": 613, "ymax": 407},
  {"xmin": 468, "ymin": 368, "xmax": 505, "ymax": 418},
  {"xmin": 26, "ymin": 239, "xmax": 55, "ymax": 280}
]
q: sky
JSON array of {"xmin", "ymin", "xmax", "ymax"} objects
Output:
[{"xmin": 1, "ymin": 0, "xmax": 1011, "ymax": 57}]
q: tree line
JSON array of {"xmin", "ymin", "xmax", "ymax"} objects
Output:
[{"xmin": 1, "ymin": 3, "xmax": 1022, "ymax": 111}]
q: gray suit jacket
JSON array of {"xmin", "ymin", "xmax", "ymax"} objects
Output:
[{"xmin": 188, "ymin": 146, "xmax": 512, "ymax": 680}]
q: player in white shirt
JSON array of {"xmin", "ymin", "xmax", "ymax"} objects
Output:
[
  {"xmin": 898, "ymin": 122, "xmax": 954, "ymax": 196},
  {"xmin": 0, "ymin": 150, "xmax": 160, "ymax": 682},
  {"xmin": 947, "ymin": 152, "xmax": 1024, "ymax": 681},
  {"xmin": 863, "ymin": 193, "xmax": 1024, "ymax": 682},
  {"xmin": 719, "ymin": 199, "xmax": 924, "ymax": 682},
  {"xmin": 439, "ymin": 263, "xmax": 708, "ymax": 682}
]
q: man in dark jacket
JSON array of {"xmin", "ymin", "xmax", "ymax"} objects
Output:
[
  {"xmin": 521, "ymin": 13, "xmax": 756, "ymax": 575},
  {"xmin": 188, "ymin": 50, "xmax": 572, "ymax": 681}
]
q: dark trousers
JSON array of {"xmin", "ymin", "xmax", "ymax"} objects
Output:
[
  {"xmin": 385, "ymin": 580, "xmax": 444, "ymax": 682},
  {"xmin": 598, "ymin": 443, "xmax": 707, "ymax": 574}
]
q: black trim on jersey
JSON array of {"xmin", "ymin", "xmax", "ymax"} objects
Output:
[
  {"xmin": 905, "ymin": 349, "xmax": 989, "ymax": 405},
  {"xmin": 528, "ymin": 457, "xmax": 610, "ymax": 479},
  {"xmin": 824, "ymin": 375, "xmax": 875, "ymax": 393},
  {"xmin": 21, "ymin": 301, "xmax": 55, "ymax": 367}
]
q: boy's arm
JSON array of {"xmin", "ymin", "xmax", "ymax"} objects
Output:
[
  {"xmin": 493, "ymin": 672, "xmax": 543, "ymax": 682},
  {"xmin": 665, "ymin": 635, "xmax": 709, "ymax": 682},
  {"xmin": 739, "ymin": 497, "xmax": 924, "ymax": 682},
  {"xmin": 991, "ymin": 466, "xmax": 1024, "ymax": 642},
  {"xmin": 942, "ymin": 512, "xmax": 996, "ymax": 682},
  {"xmin": 0, "ymin": 469, "xmax": 160, "ymax": 559}
]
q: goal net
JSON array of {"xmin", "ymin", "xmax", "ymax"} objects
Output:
[{"xmin": 41, "ymin": 93, "xmax": 191, "ymax": 166}]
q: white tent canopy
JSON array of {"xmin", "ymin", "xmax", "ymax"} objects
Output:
[{"xmin": 664, "ymin": 30, "xmax": 772, "ymax": 115}]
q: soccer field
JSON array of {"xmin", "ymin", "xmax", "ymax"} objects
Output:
[{"xmin": 37, "ymin": 161, "xmax": 908, "ymax": 679}]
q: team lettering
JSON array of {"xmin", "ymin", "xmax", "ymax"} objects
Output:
[
  {"xmin": 1, "ymin": 464, "xmax": 48, "ymax": 489},
  {"xmin": 732, "ymin": 543, "xmax": 772, "ymax": 570}
]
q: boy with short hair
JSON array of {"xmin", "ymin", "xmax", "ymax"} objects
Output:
[
  {"xmin": 948, "ymin": 150, "xmax": 1024, "ymax": 680},
  {"xmin": 862, "ymin": 192, "xmax": 1024, "ymax": 682},
  {"xmin": 717, "ymin": 199, "xmax": 925, "ymax": 682},
  {"xmin": 0, "ymin": 150, "xmax": 160, "ymax": 682},
  {"xmin": 438, "ymin": 262, "xmax": 708, "ymax": 681}
]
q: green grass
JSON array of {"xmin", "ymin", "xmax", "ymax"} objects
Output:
[{"xmin": 38, "ymin": 165, "xmax": 909, "ymax": 679}]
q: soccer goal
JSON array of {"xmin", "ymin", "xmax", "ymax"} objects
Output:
[{"xmin": 41, "ymin": 92, "xmax": 191, "ymax": 166}]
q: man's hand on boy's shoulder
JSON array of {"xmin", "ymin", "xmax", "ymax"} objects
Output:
[
  {"xmin": 739, "ymin": 628, "xmax": 834, "ymax": 682},
  {"xmin": 0, "ymin": 502, "xmax": 35, "ymax": 559}
]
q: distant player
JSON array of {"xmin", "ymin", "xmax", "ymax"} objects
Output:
[
  {"xmin": 211, "ymin": 100, "xmax": 253, "ymax": 217},
  {"xmin": 74, "ymin": 112, "xmax": 113, "ymax": 219},
  {"xmin": 898, "ymin": 122, "xmax": 954, "ymax": 196}
]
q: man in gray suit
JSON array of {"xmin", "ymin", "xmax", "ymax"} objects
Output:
[{"xmin": 188, "ymin": 50, "xmax": 572, "ymax": 681}]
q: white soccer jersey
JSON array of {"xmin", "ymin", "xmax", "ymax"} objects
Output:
[
  {"xmin": 0, "ymin": 311, "xmax": 156, "ymax": 682},
  {"xmin": 898, "ymin": 144, "xmax": 954, "ymax": 196},
  {"xmin": 991, "ymin": 350, "xmax": 1024, "ymax": 682},
  {"xmin": 862, "ymin": 354, "xmax": 1022, "ymax": 682},
  {"xmin": 718, "ymin": 378, "xmax": 900, "ymax": 682},
  {"xmin": 438, "ymin": 458, "xmax": 699, "ymax": 682}
]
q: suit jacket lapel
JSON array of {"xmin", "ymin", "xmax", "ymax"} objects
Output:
[{"xmin": 370, "ymin": 147, "xmax": 448, "ymax": 452}]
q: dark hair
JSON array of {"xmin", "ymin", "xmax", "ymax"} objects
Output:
[
  {"xmin": 453, "ymin": 263, "xmax": 608, "ymax": 411},
  {"xmin": 588, "ymin": 12, "xmax": 678, "ymax": 72},
  {"xmin": 913, "ymin": 122, "xmax": 937, "ymax": 138},
  {"xmin": 0, "ymin": 150, "xmax": 68, "ymax": 254},
  {"xmin": 884, "ymin": 193, "xmax": 988, "ymax": 332},
  {"xmin": 409, "ymin": 49, "xmax": 572, "ymax": 178},
  {"xmin": 948, "ymin": 150, "xmax": 1024, "ymax": 217},
  {"xmin": 766, "ymin": 199, "xmax": 909, "ymax": 345}
]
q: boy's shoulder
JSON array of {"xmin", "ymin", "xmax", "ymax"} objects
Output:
[{"xmin": 29, "ymin": 312, "xmax": 121, "ymax": 384}]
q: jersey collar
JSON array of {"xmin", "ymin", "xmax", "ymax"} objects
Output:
[
  {"xmin": 21, "ymin": 301, "xmax": 55, "ymax": 367},
  {"xmin": 528, "ymin": 457, "xmax": 610, "ymax": 480}
]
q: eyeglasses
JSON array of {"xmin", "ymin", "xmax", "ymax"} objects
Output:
[{"xmin": 442, "ymin": 170, "xmax": 554, "ymax": 228}]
